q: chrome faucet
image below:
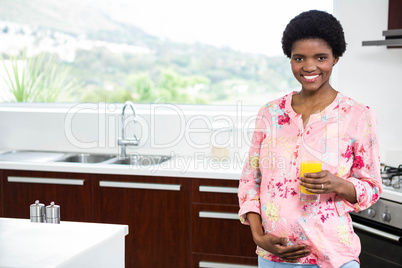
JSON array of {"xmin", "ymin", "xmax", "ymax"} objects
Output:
[{"xmin": 118, "ymin": 101, "xmax": 140, "ymax": 158}]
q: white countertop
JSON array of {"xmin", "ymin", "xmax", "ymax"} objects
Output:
[
  {"xmin": 0, "ymin": 152, "xmax": 243, "ymax": 180},
  {"xmin": 0, "ymin": 218, "xmax": 128, "ymax": 268}
]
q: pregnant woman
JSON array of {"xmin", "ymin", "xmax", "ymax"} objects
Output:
[{"xmin": 238, "ymin": 10, "xmax": 382, "ymax": 268}]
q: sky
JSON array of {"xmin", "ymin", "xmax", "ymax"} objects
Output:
[{"xmin": 106, "ymin": 0, "xmax": 333, "ymax": 56}]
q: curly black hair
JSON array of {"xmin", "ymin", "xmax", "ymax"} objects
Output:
[{"xmin": 281, "ymin": 10, "xmax": 347, "ymax": 58}]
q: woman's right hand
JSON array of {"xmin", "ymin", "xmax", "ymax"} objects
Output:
[
  {"xmin": 252, "ymin": 232, "xmax": 310, "ymax": 263},
  {"xmin": 246, "ymin": 212, "xmax": 310, "ymax": 263}
]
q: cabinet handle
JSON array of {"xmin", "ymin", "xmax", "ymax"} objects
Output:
[
  {"xmin": 352, "ymin": 222, "xmax": 401, "ymax": 242},
  {"xmin": 199, "ymin": 261, "xmax": 257, "ymax": 268},
  {"xmin": 199, "ymin": 211, "xmax": 238, "ymax": 220},
  {"xmin": 8, "ymin": 176, "xmax": 84, "ymax": 186},
  {"xmin": 99, "ymin": 181, "xmax": 181, "ymax": 191},
  {"xmin": 199, "ymin": 186, "xmax": 238, "ymax": 194}
]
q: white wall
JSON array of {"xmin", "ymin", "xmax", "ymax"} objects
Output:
[{"xmin": 334, "ymin": 0, "xmax": 402, "ymax": 165}]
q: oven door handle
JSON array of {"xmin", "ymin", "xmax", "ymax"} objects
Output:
[{"xmin": 352, "ymin": 222, "xmax": 401, "ymax": 243}]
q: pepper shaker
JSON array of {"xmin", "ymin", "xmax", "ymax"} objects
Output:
[
  {"xmin": 45, "ymin": 201, "xmax": 60, "ymax": 224},
  {"xmin": 30, "ymin": 200, "xmax": 45, "ymax": 223}
]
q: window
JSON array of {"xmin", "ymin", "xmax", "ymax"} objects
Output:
[{"xmin": 0, "ymin": 0, "xmax": 332, "ymax": 105}]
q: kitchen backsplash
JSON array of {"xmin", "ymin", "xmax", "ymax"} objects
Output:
[{"xmin": 0, "ymin": 104, "xmax": 258, "ymax": 160}]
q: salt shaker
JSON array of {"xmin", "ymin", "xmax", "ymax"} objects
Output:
[
  {"xmin": 30, "ymin": 200, "xmax": 45, "ymax": 223},
  {"xmin": 45, "ymin": 201, "xmax": 60, "ymax": 224}
]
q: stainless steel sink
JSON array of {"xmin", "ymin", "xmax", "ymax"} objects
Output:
[
  {"xmin": 56, "ymin": 153, "xmax": 116, "ymax": 163},
  {"xmin": 107, "ymin": 155, "xmax": 172, "ymax": 166},
  {"xmin": 0, "ymin": 150, "xmax": 171, "ymax": 166}
]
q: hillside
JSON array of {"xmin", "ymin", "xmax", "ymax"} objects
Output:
[
  {"xmin": 0, "ymin": 0, "xmax": 297, "ymax": 104},
  {"xmin": 1, "ymin": 0, "xmax": 120, "ymax": 34},
  {"xmin": 0, "ymin": 0, "xmax": 159, "ymax": 45}
]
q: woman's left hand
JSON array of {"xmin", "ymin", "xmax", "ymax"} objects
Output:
[
  {"xmin": 300, "ymin": 170, "xmax": 340, "ymax": 194},
  {"xmin": 300, "ymin": 170, "xmax": 357, "ymax": 203}
]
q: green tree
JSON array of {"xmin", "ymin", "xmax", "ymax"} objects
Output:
[
  {"xmin": 158, "ymin": 69, "xmax": 209, "ymax": 104},
  {"xmin": 126, "ymin": 73, "xmax": 157, "ymax": 103}
]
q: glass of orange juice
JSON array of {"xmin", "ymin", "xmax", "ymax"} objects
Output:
[{"xmin": 300, "ymin": 150, "xmax": 321, "ymax": 202}]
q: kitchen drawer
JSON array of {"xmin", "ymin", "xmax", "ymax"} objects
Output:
[
  {"xmin": 192, "ymin": 253, "xmax": 257, "ymax": 268},
  {"xmin": 192, "ymin": 203, "xmax": 256, "ymax": 258},
  {"xmin": 1, "ymin": 170, "xmax": 93, "ymax": 222},
  {"xmin": 192, "ymin": 178, "xmax": 239, "ymax": 205}
]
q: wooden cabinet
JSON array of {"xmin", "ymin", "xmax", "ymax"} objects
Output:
[
  {"xmin": 0, "ymin": 170, "xmax": 93, "ymax": 222},
  {"xmin": 94, "ymin": 174, "xmax": 191, "ymax": 268},
  {"xmin": 0, "ymin": 170, "xmax": 256, "ymax": 268},
  {"xmin": 191, "ymin": 178, "xmax": 258, "ymax": 267}
]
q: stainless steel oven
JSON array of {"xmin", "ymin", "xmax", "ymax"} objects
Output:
[{"xmin": 350, "ymin": 165, "xmax": 402, "ymax": 268}]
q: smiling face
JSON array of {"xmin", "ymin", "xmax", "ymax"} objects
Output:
[{"xmin": 291, "ymin": 38, "xmax": 339, "ymax": 93}]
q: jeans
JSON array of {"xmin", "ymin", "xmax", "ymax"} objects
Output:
[{"xmin": 258, "ymin": 256, "xmax": 360, "ymax": 268}]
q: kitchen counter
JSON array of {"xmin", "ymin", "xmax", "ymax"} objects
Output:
[
  {"xmin": 0, "ymin": 218, "xmax": 128, "ymax": 268},
  {"xmin": 0, "ymin": 151, "xmax": 244, "ymax": 180}
]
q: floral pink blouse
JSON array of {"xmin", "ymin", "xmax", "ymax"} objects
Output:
[{"xmin": 238, "ymin": 91, "xmax": 382, "ymax": 268}]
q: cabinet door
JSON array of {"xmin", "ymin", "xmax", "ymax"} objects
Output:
[
  {"xmin": 1, "ymin": 170, "xmax": 93, "ymax": 222},
  {"xmin": 192, "ymin": 178, "xmax": 239, "ymax": 205},
  {"xmin": 192, "ymin": 203, "xmax": 257, "ymax": 258},
  {"xmin": 95, "ymin": 175, "xmax": 191, "ymax": 268}
]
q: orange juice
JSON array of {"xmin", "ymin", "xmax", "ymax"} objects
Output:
[{"xmin": 300, "ymin": 161, "xmax": 322, "ymax": 195}]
